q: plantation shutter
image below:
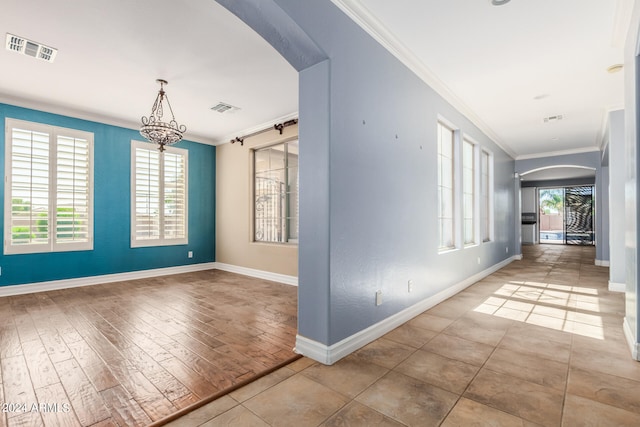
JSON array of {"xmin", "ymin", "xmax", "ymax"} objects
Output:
[
  {"xmin": 163, "ymin": 151, "xmax": 186, "ymax": 240},
  {"xmin": 131, "ymin": 141, "xmax": 187, "ymax": 247},
  {"xmin": 4, "ymin": 118, "xmax": 93, "ymax": 255},
  {"xmin": 55, "ymin": 134, "xmax": 91, "ymax": 247},
  {"xmin": 134, "ymin": 147, "xmax": 161, "ymax": 241},
  {"xmin": 8, "ymin": 126, "xmax": 50, "ymax": 249}
]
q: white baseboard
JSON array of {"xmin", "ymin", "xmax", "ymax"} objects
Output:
[
  {"xmin": 595, "ymin": 259, "xmax": 610, "ymax": 267},
  {"xmin": 0, "ymin": 263, "xmax": 217, "ymax": 297},
  {"xmin": 213, "ymin": 262, "xmax": 298, "ymax": 286},
  {"xmin": 608, "ymin": 281, "xmax": 626, "ymax": 292},
  {"xmin": 295, "ymin": 255, "xmax": 518, "ymax": 365},
  {"xmin": 623, "ymin": 317, "xmax": 639, "ymax": 361},
  {"xmin": 514, "ymin": 254, "xmax": 523, "ymax": 260}
]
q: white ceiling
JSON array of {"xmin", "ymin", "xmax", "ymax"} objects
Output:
[
  {"xmin": 336, "ymin": 0, "xmax": 633, "ymax": 160},
  {"xmin": 0, "ymin": 0, "xmax": 634, "ymax": 165},
  {"xmin": 0, "ymin": 0, "xmax": 299, "ymax": 145}
]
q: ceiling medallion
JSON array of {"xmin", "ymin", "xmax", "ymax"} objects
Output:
[{"xmin": 140, "ymin": 79, "xmax": 187, "ymax": 152}]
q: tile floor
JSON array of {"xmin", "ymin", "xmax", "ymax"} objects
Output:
[{"xmin": 166, "ymin": 245, "xmax": 640, "ymax": 426}]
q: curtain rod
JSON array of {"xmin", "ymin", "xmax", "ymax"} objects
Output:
[{"xmin": 230, "ymin": 119, "xmax": 298, "ymax": 146}]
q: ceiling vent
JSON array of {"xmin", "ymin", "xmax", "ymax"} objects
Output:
[
  {"xmin": 543, "ymin": 114, "xmax": 564, "ymax": 123},
  {"xmin": 211, "ymin": 102, "xmax": 240, "ymax": 114},
  {"xmin": 5, "ymin": 33, "xmax": 57, "ymax": 63}
]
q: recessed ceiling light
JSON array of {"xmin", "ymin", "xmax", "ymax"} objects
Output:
[
  {"xmin": 491, "ymin": 0, "xmax": 511, "ymax": 5},
  {"xmin": 533, "ymin": 94, "xmax": 550, "ymax": 101},
  {"xmin": 607, "ymin": 64, "xmax": 624, "ymax": 74}
]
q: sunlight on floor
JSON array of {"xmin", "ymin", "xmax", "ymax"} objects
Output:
[{"xmin": 474, "ymin": 281, "xmax": 604, "ymax": 340}]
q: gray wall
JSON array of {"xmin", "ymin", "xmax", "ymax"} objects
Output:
[
  {"xmin": 624, "ymin": 2, "xmax": 640, "ymax": 354},
  {"xmin": 220, "ymin": 0, "xmax": 516, "ymax": 349},
  {"xmin": 608, "ymin": 110, "xmax": 625, "ymax": 285}
]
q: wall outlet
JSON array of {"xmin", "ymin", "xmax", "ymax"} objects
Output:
[
  {"xmin": 375, "ymin": 290, "xmax": 382, "ymax": 306},
  {"xmin": 506, "ymin": 246, "xmax": 509, "ymax": 253},
  {"xmin": 188, "ymin": 251, "xmax": 193, "ymax": 258},
  {"xmin": 477, "ymin": 257, "xmax": 481, "ymax": 265},
  {"xmin": 408, "ymin": 280, "xmax": 413, "ymax": 293}
]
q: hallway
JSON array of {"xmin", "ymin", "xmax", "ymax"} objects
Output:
[{"xmin": 170, "ymin": 245, "xmax": 639, "ymax": 426}]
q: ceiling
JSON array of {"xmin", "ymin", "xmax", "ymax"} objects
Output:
[
  {"xmin": 0, "ymin": 0, "xmax": 634, "ymax": 165},
  {"xmin": 0, "ymin": 0, "xmax": 299, "ymax": 145}
]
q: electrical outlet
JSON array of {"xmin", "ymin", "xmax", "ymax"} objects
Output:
[
  {"xmin": 188, "ymin": 251, "xmax": 193, "ymax": 258},
  {"xmin": 477, "ymin": 257, "xmax": 481, "ymax": 265},
  {"xmin": 375, "ymin": 290, "xmax": 382, "ymax": 306},
  {"xmin": 506, "ymin": 246, "xmax": 509, "ymax": 253},
  {"xmin": 408, "ymin": 280, "xmax": 413, "ymax": 293}
]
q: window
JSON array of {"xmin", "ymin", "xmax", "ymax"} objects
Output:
[
  {"xmin": 437, "ymin": 122, "xmax": 455, "ymax": 250},
  {"xmin": 253, "ymin": 140, "xmax": 298, "ymax": 243},
  {"xmin": 481, "ymin": 149, "xmax": 493, "ymax": 242},
  {"xmin": 462, "ymin": 139, "xmax": 476, "ymax": 246},
  {"xmin": 131, "ymin": 141, "xmax": 188, "ymax": 247},
  {"xmin": 4, "ymin": 118, "xmax": 93, "ymax": 254}
]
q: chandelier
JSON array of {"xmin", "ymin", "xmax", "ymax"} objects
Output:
[{"xmin": 140, "ymin": 79, "xmax": 186, "ymax": 152}]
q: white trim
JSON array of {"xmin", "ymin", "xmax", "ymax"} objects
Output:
[
  {"xmin": 514, "ymin": 254, "xmax": 523, "ymax": 260},
  {"xmin": 295, "ymin": 255, "xmax": 518, "ymax": 365},
  {"xmin": 608, "ymin": 281, "xmax": 625, "ymax": 292},
  {"xmin": 515, "ymin": 147, "xmax": 600, "ymax": 161},
  {"xmin": 0, "ymin": 263, "xmax": 217, "ymax": 297},
  {"xmin": 213, "ymin": 262, "xmax": 298, "ymax": 286},
  {"xmin": 623, "ymin": 316, "xmax": 639, "ymax": 361},
  {"xmin": 595, "ymin": 259, "xmax": 611, "ymax": 267},
  {"xmin": 329, "ymin": 0, "xmax": 516, "ymax": 159}
]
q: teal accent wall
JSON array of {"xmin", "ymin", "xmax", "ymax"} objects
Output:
[{"xmin": 0, "ymin": 103, "xmax": 215, "ymax": 286}]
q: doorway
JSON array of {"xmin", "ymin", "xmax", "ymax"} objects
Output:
[{"xmin": 539, "ymin": 186, "xmax": 594, "ymax": 245}]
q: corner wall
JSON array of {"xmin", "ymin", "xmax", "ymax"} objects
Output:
[
  {"xmin": 608, "ymin": 110, "xmax": 626, "ymax": 287},
  {"xmin": 624, "ymin": 0, "xmax": 640, "ymax": 360},
  {"xmin": 219, "ymin": 0, "xmax": 516, "ymax": 363},
  {"xmin": 215, "ymin": 125, "xmax": 298, "ymax": 277}
]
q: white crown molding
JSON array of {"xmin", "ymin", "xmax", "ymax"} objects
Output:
[
  {"xmin": 215, "ymin": 111, "xmax": 299, "ymax": 145},
  {"xmin": 296, "ymin": 254, "xmax": 518, "ymax": 365},
  {"xmin": 0, "ymin": 263, "xmax": 217, "ymax": 297},
  {"xmin": 0, "ymin": 95, "xmax": 217, "ymax": 146},
  {"xmin": 516, "ymin": 146, "xmax": 601, "ymax": 161},
  {"xmin": 329, "ymin": 0, "xmax": 516, "ymax": 159},
  {"xmin": 213, "ymin": 262, "xmax": 298, "ymax": 286}
]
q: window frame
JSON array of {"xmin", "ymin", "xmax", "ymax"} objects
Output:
[
  {"xmin": 130, "ymin": 140, "xmax": 188, "ymax": 248},
  {"xmin": 251, "ymin": 138, "xmax": 299, "ymax": 245},
  {"xmin": 437, "ymin": 120, "xmax": 458, "ymax": 252},
  {"xmin": 4, "ymin": 118, "xmax": 94, "ymax": 255},
  {"xmin": 462, "ymin": 136, "xmax": 479, "ymax": 247},
  {"xmin": 480, "ymin": 148, "xmax": 494, "ymax": 243}
]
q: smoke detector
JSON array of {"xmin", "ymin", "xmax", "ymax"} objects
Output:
[
  {"xmin": 5, "ymin": 33, "xmax": 57, "ymax": 63},
  {"xmin": 543, "ymin": 114, "xmax": 564, "ymax": 123},
  {"xmin": 211, "ymin": 102, "xmax": 240, "ymax": 114}
]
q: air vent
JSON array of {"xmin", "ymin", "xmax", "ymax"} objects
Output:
[
  {"xmin": 5, "ymin": 33, "xmax": 57, "ymax": 63},
  {"xmin": 211, "ymin": 102, "xmax": 240, "ymax": 113},
  {"xmin": 543, "ymin": 114, "xmax": 564, "ymax": 123}
]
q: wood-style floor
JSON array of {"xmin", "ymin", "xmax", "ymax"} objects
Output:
[{"xmin": 0, "ymin": 270, "xmax": 298, "ymax": 427}]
